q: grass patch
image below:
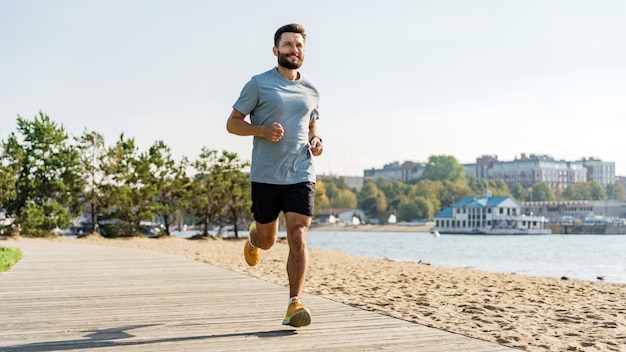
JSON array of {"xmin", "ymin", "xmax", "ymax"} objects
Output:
[{"xmin": 0, "ymin": 246, "xmax": 23, "ymax": 272}]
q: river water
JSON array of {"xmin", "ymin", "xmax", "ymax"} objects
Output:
[{"xmin": 171, "ymin": 230, "xmax": 626, "ymax": 284}]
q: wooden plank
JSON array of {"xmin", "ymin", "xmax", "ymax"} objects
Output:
[{"xmin": 0, "ymin": 240, "xmax": 517, "ymax": 352}]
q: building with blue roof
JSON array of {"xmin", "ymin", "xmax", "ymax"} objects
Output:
[{"xmin": 434, "ymin": 191, "xmax": 551, "ymax": 235}]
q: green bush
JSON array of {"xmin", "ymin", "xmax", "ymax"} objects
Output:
[
  {"xmin": 0, "ymin": 247, "xmax": 22, "ymax": 272},
  {"xmin": 17, "ymin": 201, "xmax": 70, "ymax": 237}
]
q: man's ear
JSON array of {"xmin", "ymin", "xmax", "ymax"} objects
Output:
[{"xmin": 272, "ymin": 46, "xmax": 278, "ymax": 56}]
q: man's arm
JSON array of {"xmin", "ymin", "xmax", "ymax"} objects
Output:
[
  {"xmin": 226, "ymin": 109, "xmax": 284, "ymax": 142},
  {"xmin": 308, "ymin": 121, "xmax": 323, "ymax": 156}
]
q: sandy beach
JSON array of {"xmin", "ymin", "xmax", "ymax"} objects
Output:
[{"xmin": 5, "ymin": 230, "xmax": 626, "ymax": 351}]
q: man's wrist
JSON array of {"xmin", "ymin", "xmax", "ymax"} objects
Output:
[{"xmin": 309, "ymin": 135, "xmax": 322, "ymax": 144}]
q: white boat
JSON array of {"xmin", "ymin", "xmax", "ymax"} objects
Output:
[
  {"xmin": 433, "ymin": 191, "xmax": 551, "ymax": 235},
  {"xmin": 429, "ymin": 228, "xmax": 441, "ymax": 237}
]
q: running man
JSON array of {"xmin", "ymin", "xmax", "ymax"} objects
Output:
[{"xmin": 226, "ymin": 23, "xmax": 323, "ymax": 327}]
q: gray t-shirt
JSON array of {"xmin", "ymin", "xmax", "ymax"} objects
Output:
[{"xmin": 233, "ymin": 67, "xmax": 320, "ymax": 185}]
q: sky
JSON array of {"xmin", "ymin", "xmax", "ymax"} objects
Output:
[{"xmin": 1, "ymin": 0, "xmax": 625, "ymax": 176}]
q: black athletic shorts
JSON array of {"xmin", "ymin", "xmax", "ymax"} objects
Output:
[{"xmin": 250, "ymin": 182, "xmax": 316, "ymax": 224}]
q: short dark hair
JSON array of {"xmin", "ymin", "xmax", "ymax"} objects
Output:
[{"xmin": 274, "ymin": 23, "xmax": 306, "ymax": 47}]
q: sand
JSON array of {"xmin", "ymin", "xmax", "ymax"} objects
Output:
[{"xmin": 6, "ymin": 230, "xmax": 626, "ymax": 351}]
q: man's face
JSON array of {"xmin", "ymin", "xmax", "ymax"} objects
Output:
[{"xmin": 274, "ymin": 32, "xmax": 305, "ymax": 69}]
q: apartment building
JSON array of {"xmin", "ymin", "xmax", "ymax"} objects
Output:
[
  {"xmin": 363, "ymin": 161, "xmax": 423, "ymax": 182},
  {"xmin": 582, "ymin": 158, "xmax": 616, "ymax": 185},
  {"xmin": 366, "ymin": 154, "xmax": 616, "ymax": 192},
  {"xmin": 481, "ymin": 154, "xmax": 587, "ymax": 190}
]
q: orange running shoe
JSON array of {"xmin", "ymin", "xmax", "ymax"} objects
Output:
[
  {"xmin": 244, "ymin": 223, "xmax": 261, "ymax": 266},
  {"xmin": 282, "ymin": 298, "xmax": 311, "ymax": 327}
]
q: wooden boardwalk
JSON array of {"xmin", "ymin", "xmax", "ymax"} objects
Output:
[{"xmin": 0, "ymin": 240, "xmax": 517, "ymax": 352}]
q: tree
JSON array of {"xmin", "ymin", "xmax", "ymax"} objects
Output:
[
  {"xmin": 562, "ymin": 182, "xmax": 590, "ymax": 200},
  {"xmin": 484, "ymin": 179, "xmax": 510, "ymax": 196},
  {"xmin": 561, "ymin": 181, "xmax": 606, "ymax": 201},
  {"xmin": 438, "ymin": 180, "xmax": 472, "ymax": 209},
  {"xmin": 358, "ymin": 181, "xmax": 387, "ymax": 222},
  {"xmin": 75, "ymin": 130, "xmax": 107, "ymax": 233},
  {"xmin": 467, "ymin": 177, "xmax": 486, "ymax": 194},
  {"xmin": 412, "ymin": 179, "xmax": 444, "ymax": 213},
  {"xmin": 510, "ymin": 182, "xmax": 529, "ymax": 202},
  {"xmin": 372, "ymin": 179, "xmax": 407, "ymax": 216},
  {"xmin": 588, "ymin": 181, "xmax": 606, "ymax": 201},
  {"xmin": 531, "ymin": 182, "xmax": 555, "ymax": 202},
  {"xmin": 467, "ymin": 177, "xmax": 510, "ymax": 196},
  {"xmin": 216, "ymin": 151, "xmax": 251, "ymax": 238},
  {"xmin": 325, "ymin": 182, "xmax": 339, "ymax": 210},
  {"xmin": 4, "ymin": 113, "xmax": 83, "ymax": 236},
  {"xmin": 333, "ymin": 189, "xmax": 357, "ymax": 208},
  {"xmin": 315, "ymin": 175, "xmax": 359, "ymax": 211},
  {"xmin": 99, "ymin": 134, "xmax": 153, "ymax": 237},
  {"xmin": 18, "ymin": 200, "xmax": 70, "ymax": 237},
  {"xmin": 0, "ymin": 145, "xmax": 18, "ymax": 219},
  {"xmin": 396, "ymin": 195, "xmax": 415, "ymax": 222},
  {"xmin": 376, "ymin": 179, "xmax": 409, "ymax": 202},
  {"xmin": 144, "ymin": 140, "xmax": 189, "ymax": 236},
  {"xmin": 314, "ymin": 179, "xmax": 330, "ymax": 210},
  {"xmin": 421, "ymin": 155, "xmax": 466, "ymax": 183},
  {"xmin": 397, "ymin": 195, "xmax": 432, "ymax": 221},
  {"xmin": 605, "ymin": 183, "xmax": 625, "ymax": 201},
  {"xmin": 375, "ymin": 191, "xmax": 388, "ymax": 223},
  {"xmin": 187, "ymin": 148, "xmax": 229, "ymax": 237}
]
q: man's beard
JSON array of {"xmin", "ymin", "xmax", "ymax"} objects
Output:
[{"xmin": 277, "ymin": 50, "xmax": 303, "ymax": 69}]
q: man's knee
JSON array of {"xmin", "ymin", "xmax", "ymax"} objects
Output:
[
  {"xmin": 288, "ymin": 228, "xmax": 307, "ymax": 249},
  {"xmin": 255, "ymin": 236, "xmax": 275, "ymax": 250},
  {"xmin": 285, "ymin": 219, "xmax": 310, "ymax": 251},
  {"xmin": 253, "ymin": 221, "xmax": 278, "ymax": 250}
]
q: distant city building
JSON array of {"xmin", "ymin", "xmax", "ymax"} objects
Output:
[
  {"xmin": 342, "ymin": 176, "xmax": 364, "ymax": 191},
  {"xmin": 475, "ymin": 155, "xmax": 498, "ymax": 180},
  {"xmin": 364, "ymin": 154, "xmax": 618, "ymax": 192},
  {"xmin": 364, "ymin": 161, "xmax": 423, "ymax": 182},
  {"xmin": 485, "ymin": 154, "xmax": 587, "ymax": 191},
  {"xmin": 462, "ymin": 163, "xmax": 475, "ymax": 180},
  {"xmin": 582, "ymin": 157, "xmax": 615, "ymax": 186},
  {"xmin": 468, "ymin": 154, "xmax": 605, "ymax": 191}
]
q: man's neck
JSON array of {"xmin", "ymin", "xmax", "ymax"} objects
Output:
[{"xmin": 276, "ymin": 66, "xmax": 300, "ymax": 81}]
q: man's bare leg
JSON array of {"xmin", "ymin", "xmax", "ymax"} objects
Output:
[
  {"xmin": 244, "ymin": 219, "xmax": 278, "ymax": 266},
  {"xmin": 281, "ymin": 212, "xmax": 312, "ymax": 327},
  {"xmin": 284, "ymin": 212, "xmax": 311, "ymax": 298}
]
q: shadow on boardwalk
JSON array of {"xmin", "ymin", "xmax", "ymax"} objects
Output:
[{"xmin": 2, "ymin": 324, "xmax": 297, "ymax": 352}]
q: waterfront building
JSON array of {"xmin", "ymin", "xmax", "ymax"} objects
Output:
[
  {"xmin": 434, "ymin": 191, "xmax": 550, "ymax": 235},
  {"xmin": 523, "ymin": 200, "xmax": 626, "ymax": 220}
]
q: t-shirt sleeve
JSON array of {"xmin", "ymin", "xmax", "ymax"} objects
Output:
[
  {"xmin": 232, "ymin": 78, "xmax": 259, "ymax": 116},
  {"xmin": 309, "ymin": 108, "xmax": 319, "ymax": 123}
]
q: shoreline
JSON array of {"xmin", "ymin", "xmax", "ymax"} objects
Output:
[
  {"xmin": 310, "ymin": 223, "xmax": 432, "ymax": 233},
  {"xmin": 4, "ymin": 234, "xmax": 626, "ymax": 351}
]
